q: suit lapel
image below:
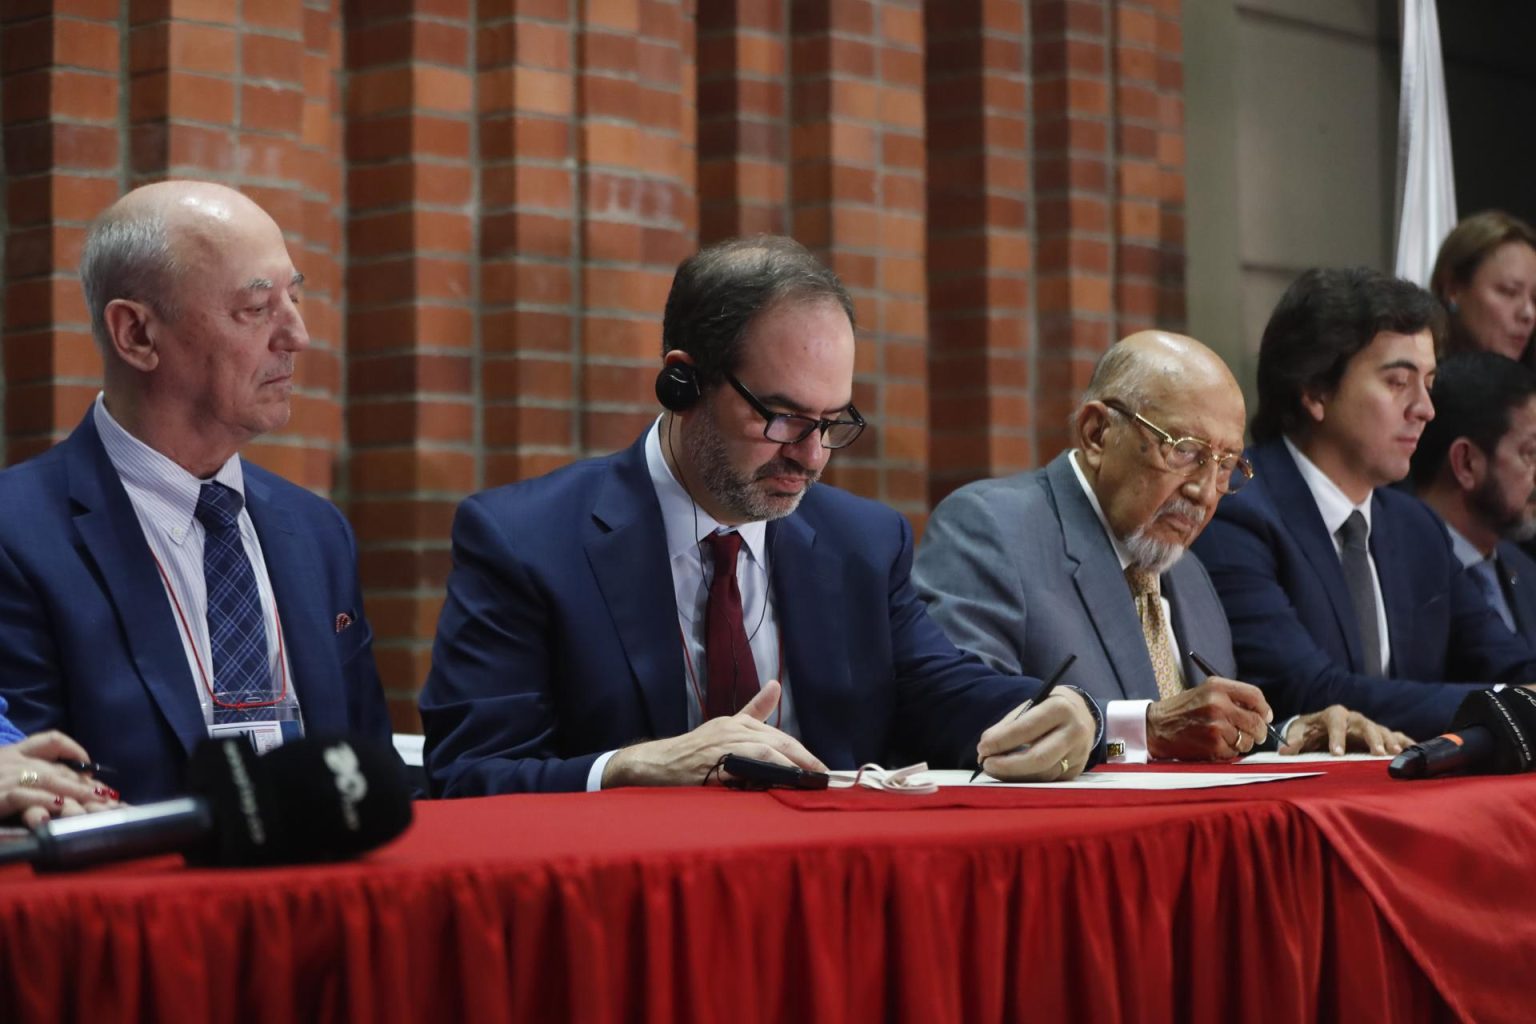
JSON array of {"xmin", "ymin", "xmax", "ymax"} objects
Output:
[
  {"xmin": 1045, "ymin": 455, "xmax": 1157, "ymax": 701},
  {"xmin": 243, "ymin": 473, "xmax": 347, "ymax": 735},
  {"xmin": 1498, "ymin": 544, "xmax": 1536, "ymax": 637},
  {"xmin": 767, "ymin": 511, "xmax": 849, "ymax": 764},
  {"xmin": 585, "ymin": 438, "xmax": 688, "ymax": 739},
  {"xmin": 1164, "ymin": 563, "xmax": 1232, "ymax": 679},
  {"xmin": 1368, "ymin": 491, "xmax": 1413, "ymax": 675},
  {"xmin": 1253, "ymin": 443, "xmax": 1370, "ymax": 672},
  {"xmin": 65, "ymin": 417, "xmax": 207, "ymax": 756}
]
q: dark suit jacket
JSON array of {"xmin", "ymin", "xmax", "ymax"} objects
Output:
[
  {"xmin": 1495, "ymin": 541, "xmax": 1536, "ymax": 645},
  {"xmin": 420, "ymin": 432, "xmax": 1045, "ymax": 796},
  {"xmin": 914, "ymin": 453, "xmax": 1237, "ymax": 705},
  {"xmin": 1190, "ymin": 440, "xmax": 1536, "ymax": 738},
  {"xmin": 0, "ymin": 413, "xmax": 393, "ymax": 802}
]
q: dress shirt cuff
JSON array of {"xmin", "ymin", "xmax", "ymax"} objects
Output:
[
  {"xmin": 587, "ymin": 749, "xmax": 618, "ymax": 792},
  {"xmin": 1105, "ymin": 699, "xmax": 1153, "ymax": 763}
]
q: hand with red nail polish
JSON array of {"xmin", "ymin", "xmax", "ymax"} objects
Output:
[{"xmin": 1, "ymin": 730, "xmax": 119, "ymax": 829}]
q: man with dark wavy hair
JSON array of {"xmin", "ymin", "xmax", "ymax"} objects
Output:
[{"xmin": 1192, "ymin": 267, "xmax": 1536, "ymax": 738}]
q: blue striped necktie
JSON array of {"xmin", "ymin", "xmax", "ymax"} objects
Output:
[{"xmin": 195, "ymin": 482, "xmax": 275, "ymax": 723}]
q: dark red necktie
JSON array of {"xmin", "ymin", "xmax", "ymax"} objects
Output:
[{"xmin": 704, "ymin": 531, "xmax": 760, "ymax": 718}]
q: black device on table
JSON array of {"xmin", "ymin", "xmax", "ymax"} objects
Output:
[{"xmin": 721, "ymin": 754, "xmax": 830, "ymax": 790}]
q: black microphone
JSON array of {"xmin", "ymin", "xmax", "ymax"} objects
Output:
[
  {"xmin": 1388, "ymin": 687, "xmax": 1536, "ymax": 780},
  {"xmin": 1387, "ymin": 727, "xmax": 1496, "ymax": 779},
  {"xmin": 0, "ymin": 735, "xmax": 413, "ymax": 871}
]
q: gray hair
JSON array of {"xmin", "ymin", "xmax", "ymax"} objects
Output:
[
  {"xmin": 79, "ymin": 208, "xmax": 181, "ymax": 351},
  {"xmin": 1070, "ymin": 342, "xmax": 1162, "ymax": 429}
]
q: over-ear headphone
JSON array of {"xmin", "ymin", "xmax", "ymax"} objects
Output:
[{"xmin": 655, "ymin": 362, "xmax": 701, "ymax": 411}]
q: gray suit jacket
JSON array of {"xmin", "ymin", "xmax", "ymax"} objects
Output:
[{"xmin": 913, "ymin": 452, "xmax": 1236, "ymax": 705}]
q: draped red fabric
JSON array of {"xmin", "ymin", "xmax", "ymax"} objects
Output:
[{"xmin": 0, "ymin": 763, "xmax": 1520, "ymax": 1023}]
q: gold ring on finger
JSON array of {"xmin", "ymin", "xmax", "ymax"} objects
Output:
[
  {"xmin": 18, "ymin": 770, "xmax": 38, "ymax": 787},
  {"xmin": 1059, "ymin": 757, "xmax": 1070, "ymax": 774}
]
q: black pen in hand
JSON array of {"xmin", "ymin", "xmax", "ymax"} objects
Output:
[
  {"xmin": 1187, "ymin": 650, "xmax": 1287, "ymax": 751},
  {"xmin": 54, "ymin": 760, "xmax": 108, "ymax": 776},
  {"xmin": 971, "ymin": 653, "xmax": 1078, "ymax": 782}
]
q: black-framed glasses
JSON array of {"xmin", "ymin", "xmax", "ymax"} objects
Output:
[
  {"xmin": 1102, "ymin": 398, "xmax": 1254, "ymax": 494},
  {"xmin": 726, "ymin": 373, "xmax": 867, "ymax": 449}
]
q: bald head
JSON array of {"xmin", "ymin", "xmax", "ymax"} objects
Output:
[
  {"xmin": 1073, "ymin": 331, "xmax": 1247, "ymax": 572},
  {"xmin": 1079, "ymin": 331, "xmax": 1242, "ymax": 416},
  {"xmin": 82, "ymin": 180, "xmax": 308, "ymax": 475},
  {"xmin": 80, "ymin": 181, "xmax": 279, "ymax": 353}
]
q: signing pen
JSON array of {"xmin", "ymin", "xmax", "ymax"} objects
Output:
[
  {"xmin": 971, "ymin": 653, "xmax": 1078, "ymax": 782},
  {"xmin": 55, "ymin": 760, "xmax": 108, "ymax": 776},
  {"xmin": 1187, "ymin": 650, "xmax": 1286, "ymax": 750}
]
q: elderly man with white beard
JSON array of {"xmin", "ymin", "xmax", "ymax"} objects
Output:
[{"xmin": 915, "ymin": 331, "xmax": 1408, "ymax": 762}]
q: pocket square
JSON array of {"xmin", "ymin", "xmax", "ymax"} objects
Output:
[{"xmin": 334, "ymin": 611, "xmax": 355, "ymax": 633}]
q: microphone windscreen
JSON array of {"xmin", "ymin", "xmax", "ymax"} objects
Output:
[
  {"xmin": 187, "ymin": 736, "xmax": 413, "ymax": 866},
  {"xmin": 1449, "ymin": 688, "xmax": 1536, "ymax": 774}
]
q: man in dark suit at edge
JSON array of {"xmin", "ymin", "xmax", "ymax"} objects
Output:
[
  {"xmin": 1408, "ymin": 351, "xmax": 1536, "ymax": 646},
  {"xmin": 0, "ymin": 181, "xmax": 392, "ymax": 802},
  {"xmin": 1191, "ymin": 267, "xmax": 1536, "ymax": 738}
]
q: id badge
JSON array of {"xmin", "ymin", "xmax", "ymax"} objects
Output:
[{"xmin": 208, "ymin": 718, "xmax": 304, "ymax": 755}]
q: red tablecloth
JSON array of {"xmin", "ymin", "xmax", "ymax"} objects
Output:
[{"xmin": 0, "ymin": 762, "xmax": 1529, "ymax": 1023}]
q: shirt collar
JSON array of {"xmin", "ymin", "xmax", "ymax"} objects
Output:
[
  {"xmin": 1444, "ymin": 522, "xmax": 1488, "ymax": 570},
  {"xmin": 1067, "ymin": 449, "xmax": 1135, "ymax": 571},
  {"xmin": 93, "ymin": 392, "xmax": 246, "ymax": 527},
  {"xmin": 1282, "ymin": 435, "xmax": 1372, "ymax": 540},
  {"xmin": 643, "ymin": 417, "xmax": 768, "ymax": 568}
]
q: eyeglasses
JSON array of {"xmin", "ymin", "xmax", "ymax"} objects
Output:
[
  {"xmin": 1102, "ymin": 398, "xmax": 1254, "ymax": 494},
  {"xmin": 726, "ymin": 373, "xmax": 867, "ymax": 449}
]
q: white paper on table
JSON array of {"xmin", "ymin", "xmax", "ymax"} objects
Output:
[
  {"xmin": 1238, "ymin": 751, "xmax": 1393, "ymax": 764},
  {"xmin": 922, "ymin": 769, "xmax": 1321, "ymax": 790}
]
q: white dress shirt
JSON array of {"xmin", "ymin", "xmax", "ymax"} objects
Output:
[
  {"xmin": 586, "ymin": 417, "xmax": 794, "ymax": 790},
  {"xmin": 1068, "ymin": 450, "xmax": 1182, "ymax": 763},
  {"xmin": 1283, "ymin": 437, "xmax": 1392, "ymax": 672},
  {"xmin": 93, "ymin": 394, "xmax": 301, "ymax": 731}
]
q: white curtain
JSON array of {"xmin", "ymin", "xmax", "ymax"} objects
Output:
[{"xmin": 1393, "ymin": 0, "xmax": 1457, "ymax": 286}]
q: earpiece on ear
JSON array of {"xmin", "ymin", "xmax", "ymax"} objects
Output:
[{"xmin": 655, "ymin": 362, "xmax": 702, "ymax": 412}]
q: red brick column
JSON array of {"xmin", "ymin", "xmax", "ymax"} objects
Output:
[
  {"xmin": 476, "ymin": 1, "xmax": 696, "ymax": 488},
  {"xmin": 572, "ymin": 0, "xmax": 697, "ymax": 457},
  {"xmin": 791, "ymin": 0, "xmax": 928, "ymax": 523},
  {"xmin": 924, "ymin": 0, "xmax": 1033, "ymax": 503},
  {"xmin": 344, "ymin": 0, "xmax": 477, "ymax": 729},
  {"xmin": 129, "ymin": 0, "xmax": 339, "ymax": 490},
  {"xmin": 696, "ymin": 0, "xmax": 789, "ymax": 241},
  {"xmin": 1, "ymin": 7, "xmax": 118, "ymax": 463},
  {"xmin": 1112, "ymin": 0, "xmax": 1185, "ymax": 336},
  {"xmin": 1031, "ymin": 0, "xmax": 1115, "ymax": 458}
]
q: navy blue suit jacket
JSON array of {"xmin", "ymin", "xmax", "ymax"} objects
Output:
[
  {"xmin": 0, "ymin": 414, "xmax": 393, "ymax": 802},
  {"xmin": 1496, "ymin": 541, "xmax": 1536, "ymax": 646},
  {"xmin": 1191, "ymin": 441, "xmax": 1536, "ymax": 737},
  {"xmin": 421, "ymin": 433, "xmax": 1046, "ymax": 795}
]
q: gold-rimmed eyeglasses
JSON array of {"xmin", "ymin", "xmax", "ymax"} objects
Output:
[{"xmin": 1102, "ymin": 398, "xmax": 1254, "ymax": 494}]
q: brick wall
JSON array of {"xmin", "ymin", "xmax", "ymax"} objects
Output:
[{"xmin": 0, "ymin": 0, "xmax": 1187, "ymax": 728}]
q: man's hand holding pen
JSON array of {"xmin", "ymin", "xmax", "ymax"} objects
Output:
[
  {"xmin": 974, "ymin": 657, "xmax": 1097, "ymax": 782},
  {"xmin": 1144, "ymin": 677, "xmax": 1275, "ymax": 761}
]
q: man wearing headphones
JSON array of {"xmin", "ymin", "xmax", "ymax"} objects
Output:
[{"xmin": 421, "ymin": 236, "xmax": 1100, "ymax": 795}]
